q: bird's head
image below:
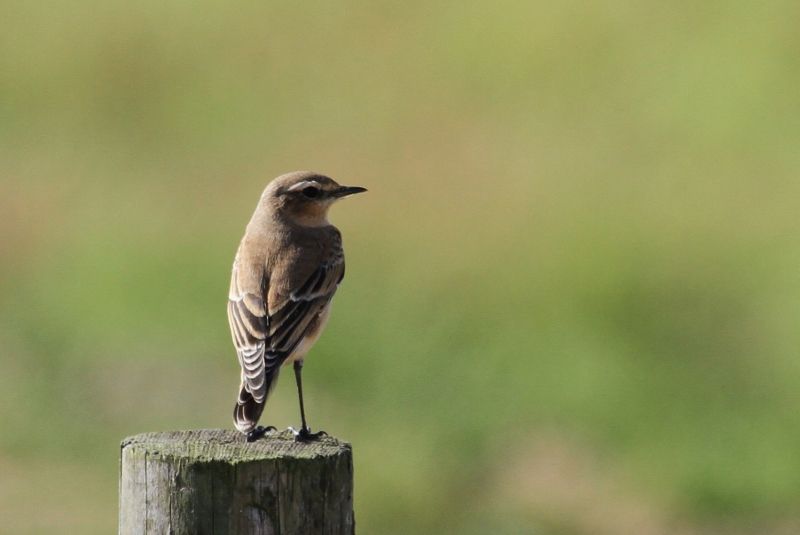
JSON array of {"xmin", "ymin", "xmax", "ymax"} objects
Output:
[{"xmin": 262, "ymin": 171, "xmax": 367, "ymax": 227}]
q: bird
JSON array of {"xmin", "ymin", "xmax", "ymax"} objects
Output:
[{"xmin": 227, "ymin": 171, "xmax": 366, "ymax": 442}]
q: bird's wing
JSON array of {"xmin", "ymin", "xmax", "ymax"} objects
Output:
[
  {"xmin": 228, "ymin": 229, "xmax": 345, "ymax": 404},
  {"xmin": 265, "ymin": 230, "xmax": 345, "ymax": 361},
  {"xmin": 227, "ymin": 258, "xmax": 271, "ymax": 403}
]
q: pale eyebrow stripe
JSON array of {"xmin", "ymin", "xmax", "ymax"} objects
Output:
[{"xmin": 286, "ymin": 180, "xmax": 322, "ymax": 192}]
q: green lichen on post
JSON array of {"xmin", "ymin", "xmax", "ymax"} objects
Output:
[{"xmin": 119, "ymin": 429, "xmax": 354, "ymax": 535}]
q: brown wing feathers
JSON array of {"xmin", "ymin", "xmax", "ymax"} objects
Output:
[
  {"xmin": 229, "ymin": 232, "xmax": 344, "ymax": 433},
  {"xmin": 269, "ymin": 259, "xmax": 343, "ymax": 358}
]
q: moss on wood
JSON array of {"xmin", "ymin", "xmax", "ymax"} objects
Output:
[{"xmin": 119, "ymin": 429, "xmax": 354, "ymax": 535}]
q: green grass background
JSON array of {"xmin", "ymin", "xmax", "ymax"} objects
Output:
[{"xmin": 2, "ymin": 1, "xmax": 800, "ymax": 533}]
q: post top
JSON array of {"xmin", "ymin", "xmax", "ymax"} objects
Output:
[{"xmin": 120, "ymin": 429, "xmax": 350, "ymax": 463}]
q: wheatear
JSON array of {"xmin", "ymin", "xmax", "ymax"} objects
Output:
[{"xmin": 227, "ymin": 171, "xmax": 366, "ymax": 442}]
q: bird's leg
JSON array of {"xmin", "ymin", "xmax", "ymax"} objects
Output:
[
  {"xmin": 246, "ymin": 425, "xmax": 276, "ymax": 443},
  {"xmin": 291, "ymin": 360, "xmax": 326, "ymax": 442}
]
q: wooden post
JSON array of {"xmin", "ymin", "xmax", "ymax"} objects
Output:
[{"xmin": 119, "ymin": 429, "xmax": 354, "ymax": 535}]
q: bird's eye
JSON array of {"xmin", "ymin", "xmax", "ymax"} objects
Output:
[{"xmin": 302, "ymin": 186, "xmax": 321, "ymax": 198}]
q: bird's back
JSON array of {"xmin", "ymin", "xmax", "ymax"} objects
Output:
[
  {"xmin": 228, "ymin": 220, "xmax": 345, "ymax": 433},
  {"xmin": 265, "ymin": 224, "xmax": 344, "ymax": 312}
]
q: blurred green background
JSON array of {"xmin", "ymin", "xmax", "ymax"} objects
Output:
[{"xmin": 2, "ymin": 1, "xmax": 800, "ymax": 533}]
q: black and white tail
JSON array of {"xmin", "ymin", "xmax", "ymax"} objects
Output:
[{"xmin": 233, "ymin": 383, "xmax": 264, "ymax": 434}]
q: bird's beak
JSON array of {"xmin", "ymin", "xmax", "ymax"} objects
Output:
[{"xmin": 331, "ymin": 186, "xmax": 367, "ymax": 198}]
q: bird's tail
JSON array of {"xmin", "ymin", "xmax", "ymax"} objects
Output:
[
  {"xmin": 233, "ymin": 383, "xmax": 266, "ymax": 434},
  {"xmin": 233, "ymin": 368, "xmax": 282, "ymax": 434}
]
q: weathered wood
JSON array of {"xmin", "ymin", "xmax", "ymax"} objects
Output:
[{"xmin": 119, "ymin": 429, "xmax": 354, "ymax": 535}]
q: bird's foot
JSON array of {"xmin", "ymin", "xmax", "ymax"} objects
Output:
[
  {"xmin": 289, "ymin": 426, "xmax": 327, "ymax": 442},
  {"xmin": 246, "ymin": 425, "xmax": 276, "ymax": 443}
]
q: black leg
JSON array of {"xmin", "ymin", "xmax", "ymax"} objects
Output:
[
  {"xmin": 294, "ymin": 360, "xmax": 310, "ymax": 432},
  {"xmin": 293, "ymin": 360, "xmax": 326, "ymax": 442}
]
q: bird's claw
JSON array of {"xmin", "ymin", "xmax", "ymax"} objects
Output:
[
  {"xmin": 246, "ymin": 425, "xmax": 276, "ymax": 443},
  {"xmin": 289, "ymin": 426, "xmax": 327, "ymax": 442}
]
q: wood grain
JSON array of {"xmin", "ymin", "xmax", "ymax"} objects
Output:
[{"xmin": 119, "ymin": 429, "xmax": 354, "ymax": 535}]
